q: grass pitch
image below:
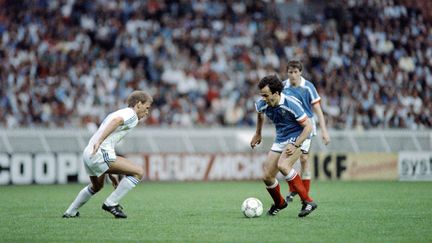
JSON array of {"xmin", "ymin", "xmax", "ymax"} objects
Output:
[{"xmin": 0, "ymin": 181, "xmax": 431, "ymax": 242}]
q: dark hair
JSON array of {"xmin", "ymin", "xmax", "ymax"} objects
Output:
[
  {"xmin": 287, "ymin": 60, "xmax": 303, "ymax": 72},
  {"xmin": 258, "ymin": 75, "xmax": 283, "ymax": 94},
  {"xmin": 127, "ymin": 90, "xmax": 152, "ymax": 107}
]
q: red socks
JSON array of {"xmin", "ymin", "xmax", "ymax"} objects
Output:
[
  {"xmin": 287, "ymin": 174, "xmax": 312, "ymax": 202},
  {"xmin": 266, "ymin": 181, "xmax": 285, "ymax": 207},
  {"xmin": 289, "ymin": 178, "xmax": 311, "ymax": 193},
  {"xmin": 288, "ymin": 181, "xmax": 295, "ymax": 193},
  {"xmin": 302, "ymin": 179, "xmax": 310, "ymax": 193}
]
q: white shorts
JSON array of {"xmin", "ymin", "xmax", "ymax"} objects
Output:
[
  {"xmin": 271, "ymin": 138, "xmax": 312, "ymax": 154},
  {"xmin": 300, "ymin": 138, "xmax": 311, "ymax": 153},
  {"xmin": 83, "ymin": 146, "xmax": 117, "ymax": 177}
]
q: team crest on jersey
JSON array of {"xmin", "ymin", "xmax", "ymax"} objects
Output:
[{"xmin": 278, "ymin": 109, "xmax": 287, "ymax": 117}]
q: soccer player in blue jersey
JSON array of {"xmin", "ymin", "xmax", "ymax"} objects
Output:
[
  {"xmin": 250, "ymin": 75, "xmax": 317, "ymax": 217},
  {"xmin": 283, "ymin": 60, "xmax": 330, "ymax": 204},
  {"xmin": 63, "ymin": 90, "xmax": 153, "ymax": 219}
]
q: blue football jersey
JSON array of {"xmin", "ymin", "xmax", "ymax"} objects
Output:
[
  {"xmin": 283, "ymin": 77, "xmax": 320, "ymax": 118},
  {"xmin": 255, "ymin": 93, "xmax": 308, "ymax": 143}
]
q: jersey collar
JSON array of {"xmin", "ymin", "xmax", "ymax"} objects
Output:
[
  {"xmin": 278, "ymin": 92, "xmax": 286, "ymax": 105},
  {"xmin": 284, "ymin": 76, "xmax": 306, "ymax": 87}
]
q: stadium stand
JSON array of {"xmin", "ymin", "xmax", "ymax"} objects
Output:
[{"xmin": 0, "ymin": 0, "xmax": 431, "ymax": 129}]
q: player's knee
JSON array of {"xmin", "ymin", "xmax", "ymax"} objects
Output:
[
  {"xmin": 262, "ymin": 173, "xmax": 275, "ymax": 184},
  {"xmin": 262, "ymin": 177, "xmax": 275, "ymax": 187},
  {"xmin": 277, "ymin": 163, "xmax": 290, "ymax": 175},
  {"xmin": 300, "ymin": 160, "xmax": 307, "ymax": 170},
  {"xmin": 300, "ymin": 154, "xmax": 308, "ymax": 162},
  {"xmin": 133, "ymin": 167, "xmax": 144, "ymax": 180}
]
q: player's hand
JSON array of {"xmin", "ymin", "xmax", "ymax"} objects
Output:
[
  {"xmin": 321, "ymin": 130, "xmax": 330, "ymax": 145},
  {"xmin": 108, "ymin": 174, "xmax": 119, "ymax": 189},
  {"xmin": 250, "ymin": 134, "xmax": 262, "ymax": 148},
  {"xmin": 91, "ymin": 143, "xmax": 100, "ymax": 155},
  {"xmin": 285, "ymin": 144, "xmax": 297, "ymax": 155}
]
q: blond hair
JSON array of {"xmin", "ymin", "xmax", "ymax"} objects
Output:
[{"xmin": 127, "ymin": 91, "xmax": 152, "ymax": 107}]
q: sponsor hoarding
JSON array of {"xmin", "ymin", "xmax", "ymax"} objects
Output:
[
  {"xmin": 398, "ymin": 152, "xmax": 432, "ymax": 181},
  {"xmin": 0, "ymin": 152, "xmax": 400, "ymax": 184}
]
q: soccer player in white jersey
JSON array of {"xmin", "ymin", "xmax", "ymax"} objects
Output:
[
  {"xmin": 283, "ymin": 60, "xmax": 330, "ymax": 205},
  {"xmin": 250, "ymin": 75, "xmax": 317, "ymax": 217},
  {"xmin": 63, "ymin": 90, "xmax": 153, "ymax": 219}
]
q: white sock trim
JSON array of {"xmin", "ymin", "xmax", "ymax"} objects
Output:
[
  {"xmin": 266, "ymin": 180, "xmax": 279, "ymax": 189},
  {"xmin": 126, "ymin": 176, "xmax": 139, "ymax": 185},
  {"xmin": 285, "ymin": 169, "xmax": 297, "ymax": 181},
  {"xmin": 104, "ymin": 176, "xmax": 140, "ymax": 206},
  {"xmin": 87, "ymin": 185, "xmax": 95, "ymax": 195},
  {"xmin": 302, "ymin": 170, "xmax": 311, "ymax": 180}
]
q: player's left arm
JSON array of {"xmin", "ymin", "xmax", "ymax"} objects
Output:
[
  {"xmin": 296, "ymin": 117, "xmax": 313, "ymax": 146},
  {"xmin": 312, "ymin": 102, "xmax": 330, "ymax": 145}
]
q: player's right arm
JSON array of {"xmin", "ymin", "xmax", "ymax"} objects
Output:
[
  {"xmin": 307, "ymin": 81, "xmax": 330, "ymax": 145},
  {"xmin": 285, "ymin": 117, "xmax": 313, "ymax": 155},
  {"xmin": 251, "ymin": 112, "xmax": 264, "ymax": 148},
  {"xmin": 91, "ymin": 116, "xmax": 124, "ymax": 155}
]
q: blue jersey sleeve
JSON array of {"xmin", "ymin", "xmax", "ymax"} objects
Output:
[
  {"xmin": 281, "ymin": 95, "xmax": 308, "ymax": 123},
  {"xmin": 305, "ymin": 81, "xmax": 321, "ymax": 105},
  {"xmin": 255, "ymin": 99, "xmax": 267, "ymax": 113}
]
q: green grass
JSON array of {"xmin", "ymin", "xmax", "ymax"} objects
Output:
[{"xmin": 0, "ymin": 181, "xmax": 431, "ymax": 242}]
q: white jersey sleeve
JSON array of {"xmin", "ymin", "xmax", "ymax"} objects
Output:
[
  {"xmin": 116, "ymin": 107, "xmax": 139, "ymax": 129},
  {"xmin": 88, "ymin": 107, "xmax": 138, "ymax": 151}
]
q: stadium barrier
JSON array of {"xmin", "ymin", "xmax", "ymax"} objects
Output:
[
  {"xmin": 1, "ymin": 151, "xmax": 431, "ymax": 185},
  {"xmin": 0, "ymin": 128, "xmax": 431, "ymax": 184}
]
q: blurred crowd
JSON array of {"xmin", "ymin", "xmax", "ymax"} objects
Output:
[{"xmin": 1, "ymin": 0, "xmax": 431, "ymax": 130}]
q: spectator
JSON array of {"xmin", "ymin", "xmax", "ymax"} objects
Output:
[{"xmin": 0, "ymin": 0, "xmax": 431, "ymax": 130}]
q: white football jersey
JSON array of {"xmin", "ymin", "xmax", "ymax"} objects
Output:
[{"xmin": 87, "ymin": 107, "xmax": 138, "ymax": 151}]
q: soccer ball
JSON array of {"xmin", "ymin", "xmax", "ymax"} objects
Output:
[{"xmin": 241, "ymin": 197, "xmax": 263, "ymax": 218}]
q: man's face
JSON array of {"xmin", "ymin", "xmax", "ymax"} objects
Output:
[
  {"xmin": 136, "ymin": 100, "xmax": 153, "ymax": 119},
  {"xmin": 259, "ymin": 86, "xmax": 280, "ymax": 107},
  {"xmin": 287, "ymin": 67, "xmax": 302, "ymax": 85}
]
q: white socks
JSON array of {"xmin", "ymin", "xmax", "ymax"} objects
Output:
[
  {"xmin": 64, "ymin": 185, "xmax": 95, "ymax": 215},
  {"xmin": 104, "ymin": 176, "xmax": 139, "ymax": 206},
  {"xmin": 64, "ymin": 176, "xmax": 140, "ymax": 215}
]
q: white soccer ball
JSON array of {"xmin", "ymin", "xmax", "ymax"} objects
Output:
[{"xmin": 241, "ymin": 197, "xmax": 263, "ymax": 218}]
